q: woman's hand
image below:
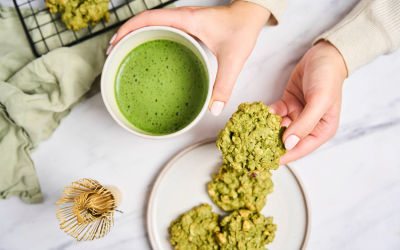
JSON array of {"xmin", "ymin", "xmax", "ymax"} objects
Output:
[
  {"xmin": 269, "ymin": 41, "xmax": 348, "ymax": 165},
  {"xmin": 108, "ymin": 1, "xmax": 271, "ymax": 116}
]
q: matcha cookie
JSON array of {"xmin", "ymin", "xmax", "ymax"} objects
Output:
[
  {"xmin": 216, "ymin": 102, "xmax": 287, "ymax": 173},
  {"xmin": 46, "ymin": 0, "xmax": 110, "ymax": 31},
  {"xmin": 169, "ymin": 203, "xmax": 220, "ymax": 250},
  {"xmin": 208, "ymin": 164, "xmax": 273, "ymax": 212},
  {"xmin": 215, "ymin": 210, "xmax": 277, "ymax": 250}
]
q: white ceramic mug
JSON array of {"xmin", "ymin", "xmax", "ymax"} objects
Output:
[{"xmin": 101, "ymin": 26, "xmax": 213, "ymax": 140}]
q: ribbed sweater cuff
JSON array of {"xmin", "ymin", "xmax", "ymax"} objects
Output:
[
  {"xmin": 231, "ymin": 0, "xmax": 290, "ymax": 25},
  {"xmin": 313, "ymin": 0, "xmax": 400, "ymax": 76}
]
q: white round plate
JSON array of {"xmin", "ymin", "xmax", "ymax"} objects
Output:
[{"xmin": 147, "ymin": 138, "xmax": 311, "ymax": 250}]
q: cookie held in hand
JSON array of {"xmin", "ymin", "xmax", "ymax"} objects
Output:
[{"xmin": 216, "ymin": 101, "xmax": 287, "ymax": 173}]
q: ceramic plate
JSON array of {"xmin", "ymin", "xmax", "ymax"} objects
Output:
[{"xmin": 147, "ymin": 138, "xmax": 311, "ymax": 250}]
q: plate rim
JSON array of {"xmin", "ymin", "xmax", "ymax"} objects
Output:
[{"xmin": 147, "ymin": 137, "xmax": 312, "ymax": 250}]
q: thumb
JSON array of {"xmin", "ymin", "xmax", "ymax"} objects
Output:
[
  {"xmin": 209, "ymin": 53, "xmax": 246, "ymax": 116},
  {"xmin": 283, "ymin": 96, "xmax": 332, "ymax": 150}
]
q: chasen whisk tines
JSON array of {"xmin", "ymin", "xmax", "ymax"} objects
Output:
[{"xmin": 55, "ymin": 179, "xmax": 120, "ymax": 241}]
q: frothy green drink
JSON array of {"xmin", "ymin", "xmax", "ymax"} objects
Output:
[{"xmin": 115, "ymin": 39, "xmax": 208, "ymax": 135}]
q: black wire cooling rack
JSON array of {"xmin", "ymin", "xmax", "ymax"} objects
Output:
[{"xmin": 13, "ymin": 0, "xmax": 178, "ymax": 57}]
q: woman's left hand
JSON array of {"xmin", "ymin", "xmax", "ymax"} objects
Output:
[
  {"xmin": 108, "ymin": 1, "xmax": 271, "ymax": 116},
  {"xmin": 269, "ymin": 41, "xmax": 348, "ymax": 165}
]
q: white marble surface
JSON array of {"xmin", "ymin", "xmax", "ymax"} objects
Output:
[{"xmin": 1, "ymin": 0, "xmax": 400, "ymax": 249}]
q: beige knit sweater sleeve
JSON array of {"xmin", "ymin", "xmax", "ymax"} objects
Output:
[
  {"xmin": 231, "ymin": 0, "xmax": 290, "ymax": 25},
  {"xmin": 314, "ymin": 0, "xmax": 400, "ymax": 76},
  {"xmin": 233, "ymin": 0, "xmax": 400, "ymax": 76}
]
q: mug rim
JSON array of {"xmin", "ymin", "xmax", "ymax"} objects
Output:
[{"xmin": 101, "ymin": 26, "xmax": 213, "ymax": 140}]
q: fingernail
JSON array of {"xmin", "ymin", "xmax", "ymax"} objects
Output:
[
  {"xmin": 210, "ymin": 101, "xmax": 224, "ymax": 116},
  {"xmin": 106, "ymin": 44, "xmax": 114, "ymax": 55},
  {"xmin": 109, "ymin": 33, "xmax": 117, "ymax": 44},
  {"xmin": 285, "ymin": 135, "xmax": 300, "ymax": 150}
]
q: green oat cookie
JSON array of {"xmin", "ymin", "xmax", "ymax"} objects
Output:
[
  {"xmin": 208, "ymin": 164, "xmax": 273, "ymax": 212},
  {"xmin": 46, "ymin": 0, "xmax": 110, "ymax": 31},
  {"xmin": 216, "ymin": 101, "xmax": 287, "ymax": 173},
  {"xmin": 215, "ymin": 210, "xmax": 277, "ymax": 250},
  {"xmin": 168, "ymin": 203, "xmax": 220, "ymax": 250}
]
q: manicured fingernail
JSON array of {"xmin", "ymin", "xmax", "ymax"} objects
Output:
[
  {"xmin": 106, "ymin": 44, "xmax": 114, "ymax": 55},
  {"xmin": 109, "ymin": 33, "xmax": 117, "ymax": 44},
  {"xmin": 285, "ymin": 135, "xmax": 300, "ymax": 150},
  {"xmin": 210, "ymin": 101, "xmax": 224, "ymax": 116}
]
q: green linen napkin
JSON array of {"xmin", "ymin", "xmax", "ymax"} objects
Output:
[
  {"xmin": 0, "ymin": 0, "xmax": 174, "ymax": 204},
  {"xmin": 0, "ymin": 5, "xmax": 116, "ymax": 204}
]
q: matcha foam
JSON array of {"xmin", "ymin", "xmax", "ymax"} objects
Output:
[{"xmin": 115, "ymin": 39, "xmax": 208, "ymax": 135}]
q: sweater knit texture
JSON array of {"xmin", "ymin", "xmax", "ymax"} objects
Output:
[{"xmin": 236, "ymin": 0, "xmax": 400, "ymax": 76}]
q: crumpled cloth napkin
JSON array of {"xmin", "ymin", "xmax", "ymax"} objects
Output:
[
  {"xmin": 0, "ymin": 0, "xmax": 174, "ymax": 204},
  {"xmin": 0, "ymin": 6, "xmax": 116, "ymax": 204}
]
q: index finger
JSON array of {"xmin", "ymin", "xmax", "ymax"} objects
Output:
[
  {"xmin": 111, "ymin": 7, "xmax": 199, "ymax": 45},
  {"xmin": 268, "ymin": 99, "xmax": 288, "ymax": 117}
]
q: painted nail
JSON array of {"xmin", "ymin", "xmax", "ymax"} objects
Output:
[
  {"xmin": 109, "ymin": 33, "xmax": 117, "ymax": 44},
  {"xmin": 210, "ymin": 101, "xmax": 224, "ymax": 116},
  {"xmin": 284, "ymin": 135, "xmax": 300, "ymax": 150},
  {"xmin": 106, "ymin": 44, "xmax": 114, "ymax": 55}
]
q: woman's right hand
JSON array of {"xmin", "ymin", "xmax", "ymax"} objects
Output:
[
  {"xmin": 108, "ymin": 1, "xmax": 271, "ymax": 116},
  {"xmin": 269, "ymin": 41, "xmax": 348, "ymax": 164}
]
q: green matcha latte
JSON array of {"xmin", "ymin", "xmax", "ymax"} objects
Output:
[{"xmin": 115, "ymin": 39, "xmax": 208, "ymax": 135}]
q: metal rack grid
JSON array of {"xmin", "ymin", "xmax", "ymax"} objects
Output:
[{"xmin": 13, "ymin": 0, "xmax": 178, "ymax": 57}]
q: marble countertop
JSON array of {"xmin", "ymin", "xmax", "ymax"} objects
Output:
[{"xmin": 1, "ymin": 0, "xmax": 400, "ymax": 249}]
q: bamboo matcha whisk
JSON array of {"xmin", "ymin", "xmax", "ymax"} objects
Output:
[{"xmin": 56, "ymin": 179, "xmax": 122, "ymax": 241}]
